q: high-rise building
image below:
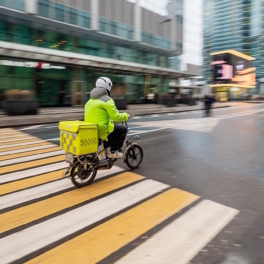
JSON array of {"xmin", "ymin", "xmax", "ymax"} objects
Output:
[
  {"xmin": 0, "ymin": 0, "xmax": 196, "ymax": 106},
  {"xmin": 203, "ymin": 0, "xmax": 263, "ymax": 95},
  {"xmin": 179, "ymin": 0, "xmax": 203, "ymax": 74}
]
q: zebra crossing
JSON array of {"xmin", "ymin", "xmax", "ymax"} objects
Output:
[{"xmin": 0, "ymin": 128, "xmax": 239, "ymax": 263}]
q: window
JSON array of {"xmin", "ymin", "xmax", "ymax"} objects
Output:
[
  {"xmin": 13, "ymin": 24, "xmax": 30, "ymax": 45},
  {"xmin": 99, "ymin": 18, "xmax": 105, "ymax": 32},
  {"xmin": 128, "ymin": 29, "xmax": 134, "ymax": 40},
  {"xmin": 69, "ymin": 8, "xmax": 77, "ymax": 25},
  {"xmin": 13, "ymin": 0, "xmax": 25, "ymax": 11},
  {"xmin": 110, "ymin": 21, "xmax": 117, "ymax": 35},
  {"xmin": 83, "ymin": 12, "xmax": 90, "ymax": 28},
  {"xmin": 3, "ymin": 0, "xmax": 25, "ymax": 11},
  {"xmin": 38, "ymin": 0, "xmax": 49, "ymax": 18},
  {"xmin": 119, "ymin": 24, "xmax": 127, "ymax": 38},
  {"xmin": 0, "ymin": 20, "xmax": 9, "ymax": 41},
  {"xmin": 55, "ymin": 3, "xmax": 64, "ymax": 22}
]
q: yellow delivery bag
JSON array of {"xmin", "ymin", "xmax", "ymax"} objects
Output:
[{"xmin": 59, "ymin": 121, "xmax": 98, "ymax": 156}]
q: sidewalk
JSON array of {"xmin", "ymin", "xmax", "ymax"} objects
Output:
[{"xmin": 0, "ymin": 101, "xmax": 253, "ymax": 128}]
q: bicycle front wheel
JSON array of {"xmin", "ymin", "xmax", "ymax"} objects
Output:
[{"xmin": 125, "ymin": 145, "xmax": 143, "ymax": 169}]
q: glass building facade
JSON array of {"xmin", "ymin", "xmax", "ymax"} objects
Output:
[
  {"xmin": 0, "ymin": 0, "xmax": 187, "ymax": 106},
  {"xmin": 203, "ymin": 0, "xmax": 264, "ymax": 93}
]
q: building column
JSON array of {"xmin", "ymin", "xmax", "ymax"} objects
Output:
[
  {"xmin": 135, "ymin": 0, "xmax": 142, "ymax": 42},
  {"xmin": 170, "ymin": 0, "xmax": 177, "ymax": 51},
  {"xmin": 91, "ymin": 0, "xmax": 99, "ymax": 31},
  {"xmin": 158, "ymin": 75, "xmax": 164, "ymax": 105},
  {"xmin": 26, "ymin": 0, "xmax": 37, "ymax": 14}
]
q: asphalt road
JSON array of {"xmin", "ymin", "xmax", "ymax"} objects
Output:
[{"xmin": 1, "ymin": 103, "xmax": 264, "ymax": 263}]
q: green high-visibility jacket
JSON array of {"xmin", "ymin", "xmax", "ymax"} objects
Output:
[{"xmin": 84, "ymin": 87, "xmax": 129, "ymax": 141}]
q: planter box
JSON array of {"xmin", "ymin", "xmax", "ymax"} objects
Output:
[
  {"xmin": 2, "ymin": 100, "xmax": 38, "ymax": 115},
  {"xmin": 163, "ymin": 98, "xmax": 177, "ymax": 107},
  {"xmin": 179, "ymin": 98, "xmax": 197, "ymax": 106}
]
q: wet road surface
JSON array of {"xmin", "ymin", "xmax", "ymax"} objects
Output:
[{"xmin": 1, "ymin": 103, "xmax": 264, "ymax": 263}]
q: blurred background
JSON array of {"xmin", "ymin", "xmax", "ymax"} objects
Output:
[
  {"xmin": 0, "ymin": 0, "xmax": 262, "ymax": 112},
  {"xmin": 0, "ymin": 0, "xmax": 204, "ymax": 112}
]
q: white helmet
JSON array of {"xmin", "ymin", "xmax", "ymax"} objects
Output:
[{"xmin": 96, "ymin": 77, "xmax": 113, "ymax": 92}]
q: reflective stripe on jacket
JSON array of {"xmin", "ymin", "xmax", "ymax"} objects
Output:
[{"xmin": 84, "ymin": 87, "xmax": 129, "ymax": 141}]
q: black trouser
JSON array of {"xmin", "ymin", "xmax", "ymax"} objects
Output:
[
  {"xmin": 205, "ymin": 104, "xmax": 211, "ymax": 116},
  {"xmin": 104, "ymin": 124, "xmax": 128, "ymax": 151}
]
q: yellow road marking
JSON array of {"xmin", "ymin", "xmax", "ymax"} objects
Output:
[
  {"xmin": 0, "ymin": 138, "xmax": 38, "ymax": 146},
  {"xmin": 0, "ymin": 142, "xmax": 51, "ymax": 152},
  {"xmin": 0, "ymin": 155, "xmax": 65, "ymax": 174},
  {"xmin": 27, "ymin": 188, "xmax": 199, "ymax": 264},
  {"xmin": 0, "ymin": 134, "xmax": 28, "ymax": 139},
  {"xmin": 0, "ymin": 132, "xmax": 27, "ymax": 137},
  {"xmin": 0, "ymin": 128, "xmax": 18, "ymax": 133},
  {"xmin": 0, "ymin": 170, "xmax": 65, "ymax": 196},
  {"xmin": 0, "ymin": 172, "xmax": 143, "ymax": 233},
  {"xmin": 0, "ymin": 146, "xmax": 61, "ymax": 161}
]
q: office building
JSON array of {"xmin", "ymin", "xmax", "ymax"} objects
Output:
[
  {"xmin": 0, "ymin": 0, "xmax": 196, "ymax": 106},
  {"xmin": 203, "ymin": 0, "xmax": 263, "ymax": 96}
]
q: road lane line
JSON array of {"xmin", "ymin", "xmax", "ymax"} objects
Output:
[
  {"xmin": 128, "ymin": 127, "xmax": 167, "ymax": 136},
  {"xmin": 0, "ymin": 144, "xmax": 57, "ymax": 157},
  {"xmin": 0, "ymin": 155, "xmax": 65, "ymax": 175},
  {"xmin": 0, "ymin": 162, "xmax": 67, "ymax": 184},
  {"xmin": 0, "ymin": 150, "xmax": 64, "ymax": 167},
  {"xmin": 0, "ymin": 180, "xmax": 168, "ymax": 264},
  {"xmin": 48, "ymin": 138, "xmax": 60, "ymax": 141},
  {"xmin": 44, "ymin": 126, "xmax": 59, "ymax": 129},
  {"xmin": 19, "ymin": 125, "xmax": 44, "ymax": 131},
  {"xmin": 0, "ymin": 166, "xmax": 124, "ymax": 209},
  {"xmin": 116, "ymin": 200, "xmax": 239, "ymax": 264},
  {"xmin": 29, "ymin": 189, "xmax": 199, "ymax": 264},
  {"xmin": 0, "ymin": 172, "xmax": 143, "ymax": 234},
  {"xmin": 128, "ymin": 126, "xmax": 143, "ymax": 130},
  {"xmin": 0, "ymin": 142, "xmax": 51, "ymax": 152}
]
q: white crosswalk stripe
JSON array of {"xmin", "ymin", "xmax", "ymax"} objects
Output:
[
  {"xmin": 132, "ymin": 118, "xmax": 220, "ymax": 133},
  {"xmin": 0, "ymin": 137, "xmax": 32, "ymax": 143},
  {"xmin": 0, "ymin": 134, "xmax": 28, "ymax": 139},
  {"xmin": 0, "ymin": 180, "xmax": 168, "ymax": 263},
  {"xmin": 0, "ymin": 162, "xmax": 67, "ymax": 184},
  {"xmin": 116, "ymin": 200, "xmax": 239, "ymax": 264},
  {"xmin": 0, "ymin": 140, "xmax": 47, "ymax": 149},
  {"xmin": 0, "ymin": 144, "xmax": 56, "ymax": 156},
  {"xmin": 0, "ymin": 150, "xmax": 64, "ymax": 167},
  {"xmin": 0, "ymin": 166, "xmax": 124, "ymax": 210}
]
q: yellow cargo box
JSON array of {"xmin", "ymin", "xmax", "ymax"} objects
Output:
[{"xmin": 59, "ymin": 121, "xmax": 98, "ymax": 156}]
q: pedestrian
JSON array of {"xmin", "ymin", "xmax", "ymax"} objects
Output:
[{"xmin": 204, "ymin": 94, "xmax": 214, "ymax": 117}]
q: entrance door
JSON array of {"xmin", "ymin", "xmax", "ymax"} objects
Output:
[{"xmin": 71, "ymin": 81, "xmax": 86, "ymax": 106}]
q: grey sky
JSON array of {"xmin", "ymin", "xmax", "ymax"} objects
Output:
[{"xmin": 127, "ymin": 0, "xmax": 169, "ymax": 16}]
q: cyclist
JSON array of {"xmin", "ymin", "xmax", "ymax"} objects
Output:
[{"xmin": 85, "ymin": 77, "xmax": 130, "ymax": 159}]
